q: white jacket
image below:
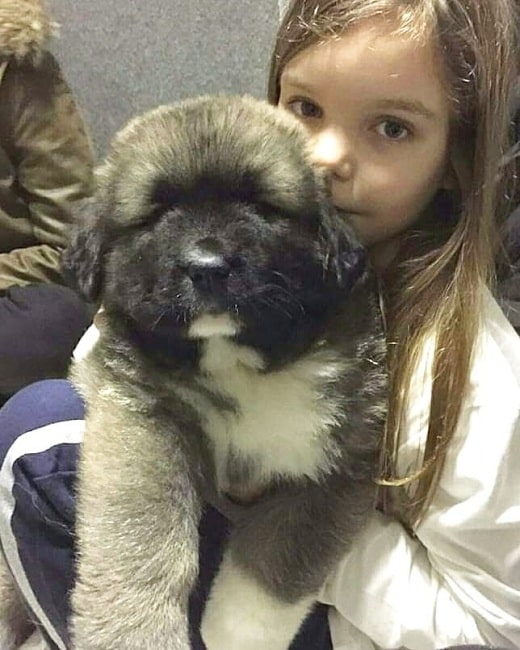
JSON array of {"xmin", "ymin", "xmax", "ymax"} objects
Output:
[{"xmin": 319, "ymin": 292, "xmax": 520, "ymax": 649}]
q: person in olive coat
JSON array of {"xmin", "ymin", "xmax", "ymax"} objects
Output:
[{"xmin": 0, "ymin": 0, "xmax": 95, "ymax": 400}]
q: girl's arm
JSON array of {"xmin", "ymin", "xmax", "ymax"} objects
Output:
[
  {"xmin": 320, "ymin": 296, "xmax": 520, "ymax": 650},
  {"xmin": 320, "ymin": 511, "xmax": 494, "ymax": 649}
]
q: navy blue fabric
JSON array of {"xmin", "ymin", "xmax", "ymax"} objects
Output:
[
  {"xmin": 0, "ymin": 379, "xmax": 333, "ymax": 649},
  {"xmin": 0, "ymin": 380, "xmax": 85, "ymax": 648},
  {"xmin": 0, "ymin": 379, "xmax": 85, "ymax": 450},
  {"xmin": 11, "ymin": 456, "xmax": 77, "ymax": 648},
  {"xmin": 0, "ymin": 284, "xmax": 94, "ymax": 397}
]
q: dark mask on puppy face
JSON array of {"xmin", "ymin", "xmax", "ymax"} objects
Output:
[{"xmin": 63, "ymin": 95, "xmax": 367, "ymax": 367}]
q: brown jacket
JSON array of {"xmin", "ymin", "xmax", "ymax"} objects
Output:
[{"xmin": 0, "ymin": 0, "xmax": 94, "ymax": 290}]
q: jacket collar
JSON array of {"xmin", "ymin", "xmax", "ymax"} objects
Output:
[{"xmin": 0, "ymin": 0, "xmax": 57, "ymax": 62}]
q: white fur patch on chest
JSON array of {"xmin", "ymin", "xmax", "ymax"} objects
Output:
[{"xmin": 197, "ymin": 337, "xmax": 346, "ymax": 488}]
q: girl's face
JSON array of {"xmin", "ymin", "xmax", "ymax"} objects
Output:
[{"xmin": 279, "ymin": 18, "xmax": 453, "ymax": 250}]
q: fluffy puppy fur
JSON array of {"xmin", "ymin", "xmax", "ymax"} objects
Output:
[
  {"xmin": 0, "ymin": 0, "xmax": 58, "ymax": 63},
  {"xmin": 1, "ymin": 95, "xmax": 388, "ymax": 649}
]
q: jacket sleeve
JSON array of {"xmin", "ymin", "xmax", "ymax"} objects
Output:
[
  {"xmin": 319, "ymin": 300, "xmax": 520, "ymax": 650},
  {"xmin": 0, "ymin": 52, "xmax": 94, "ymax": 289}
]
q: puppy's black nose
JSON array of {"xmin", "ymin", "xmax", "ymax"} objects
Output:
[{"xmin": 188, "ymin": 255, "xmax": 231, "ymax": 291}]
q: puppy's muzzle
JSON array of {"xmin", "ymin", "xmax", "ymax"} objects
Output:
[
  {"xmin": 188, "ymin": 254, "xmax": 230, "ymax": 294},
  {"xmin": 184, "ymin": 237, "xmax": 237, "ymax": 310},
  {"xmin": 185, "ymin": 239, "xmax": 242, "ymax": 339}
]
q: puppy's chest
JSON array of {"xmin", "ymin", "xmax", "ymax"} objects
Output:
[{"xmin": 192, "ymin": 338, "xmax": 345, "ymax": 494}]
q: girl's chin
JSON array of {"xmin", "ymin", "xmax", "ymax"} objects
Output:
[
  {"xmin": 337, "ymin": 212, "xmax": 371, "ymax": 245},
  {"xmin": 366, "ymin": 237, "xmax": 403, "ymax": 272},
  {"xmin": 334, "ymin": 210, "xmax": 400, "ymax": 260}
]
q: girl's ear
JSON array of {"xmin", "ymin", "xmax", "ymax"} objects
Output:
[
  {"xmin": 441, "ymin": 161, "xmax": 458, "ymax": 190},
  {"xmin": 61, "ymin": 196, "xmax": 108, "ymax": 304},
  {"xmin": 442, "ymin": 140, "xmax": 471, "ymax": 195}
]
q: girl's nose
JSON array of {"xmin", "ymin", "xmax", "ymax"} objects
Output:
[{"xmin": 311, "ymin": 129, "xmax": 354, "ymax": 181}]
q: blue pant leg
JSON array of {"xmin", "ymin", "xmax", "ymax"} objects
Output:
[{"xmin": 0, "ymin": 379, "xmax": 85, "ymax": 650}]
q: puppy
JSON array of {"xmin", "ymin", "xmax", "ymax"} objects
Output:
[{"xmin": 3, "ymin": 95, "xmax": 388, "ymax": 649}]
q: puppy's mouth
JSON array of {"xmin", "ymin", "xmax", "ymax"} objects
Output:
[{"xmin": 187, "ymin": 313, "xmax": 241, "ymax": 339}]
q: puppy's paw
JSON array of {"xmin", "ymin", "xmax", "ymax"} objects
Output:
[{"xmin": 201, "ymin": 553, "xmax": 313, "ymax": 650}]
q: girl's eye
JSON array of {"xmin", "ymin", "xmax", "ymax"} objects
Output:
[
  {"xmin": 376, "ymin": 119, "xmax": 410, "ymax": 141},
  {"xmin": 287, "ymin": 99, "xmax": 323, "ymax": 119}
]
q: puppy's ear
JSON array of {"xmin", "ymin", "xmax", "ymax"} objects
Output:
[{"xmin": 61, "ymin": 195, "xmax": 107, "ymax": 303}]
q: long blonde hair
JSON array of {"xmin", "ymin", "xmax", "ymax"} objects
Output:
[{"xmin": 268, "ymin": 0, "xmax": 520, "ymax": 526}]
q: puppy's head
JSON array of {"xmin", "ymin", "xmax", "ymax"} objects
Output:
[{"xmin": 64, "ymin": 95, "xmax": 366, "ymax": 363}]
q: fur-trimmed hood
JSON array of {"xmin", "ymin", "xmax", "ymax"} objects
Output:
[{"xmin": 0, "ymin": 0, "xmax": 57, "ymax": 62}]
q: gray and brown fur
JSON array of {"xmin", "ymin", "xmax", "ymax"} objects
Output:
[
  {"xmin": 0, "ymin": 0, "xmax": 58, "ymax": 63},
  {"xmin": 2, "ymin": 95, "xmax": 388, "ymax": 649}
]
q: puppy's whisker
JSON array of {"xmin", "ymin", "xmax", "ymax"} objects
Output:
[
  {"xmin": 151, "ymin": 308, "xmax": 170, "ymax": 330},
  {"xmin": 250, "ymin": 292, "xmax": 303, "ymax": 315},
  {"xmin": 254, "ymin": 297, "xmax": 299, "ymax": 320},
  {"xmin": 271, "ymin": 271, "xmax": 293, "ymax": 288},
  {"xmin": 258, "ymin": 289, "xmax": 303, "ymax": 311},
  {"xmin": 249, "ymin": 284, "xmax": 295, "ymax": 300}
]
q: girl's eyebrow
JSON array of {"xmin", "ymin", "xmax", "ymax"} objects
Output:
[
  {"xmin": 373, "ymin": 98, "xmax": 437, "ymax": 120},
  {"xmin": 281, "ymin": 72, "xmax": 438, "ymax": 121},
  {"xmin": 279, "ymin": 73, "xmax": 314, "ymax": 94}
]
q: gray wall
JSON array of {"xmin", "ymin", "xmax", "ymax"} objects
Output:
[{"xmin": 48, "ymin": 1, "xmax": 279, "ymax": 157}]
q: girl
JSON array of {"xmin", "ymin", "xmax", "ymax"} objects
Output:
[
  {"xmin": 1, "ymin": 0, "xmax": 519, "ymax": 648},
  {"xmin": 270, "ymin": 1, "xmax": 520, "ymax": 648}
]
